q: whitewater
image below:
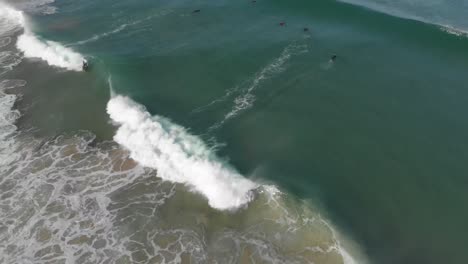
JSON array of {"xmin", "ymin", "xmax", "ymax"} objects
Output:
[
  {"xmin": 107, "ymin": 95, "xmax": 257, "ymax": 210},
  {"xmin": 0, "ymin": 3, "xmax": 84, "ymax": 71}
]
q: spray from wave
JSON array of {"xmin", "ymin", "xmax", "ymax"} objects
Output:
[
  {"xmin": 0, "ymin": 3, "xmax": 84, "ymax": 71},
  {"xmin": 107, "ymin": 95, "xmax": 257, "ymax": 210}
]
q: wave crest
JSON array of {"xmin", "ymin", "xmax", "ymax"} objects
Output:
[
  {"xmin": 17, "ymin": 33, "xmax": 85, "ymax": 71},
  {"xmin": 1, "ymin": 3, "xmax": 84, "ymax": 71},
  {"xmin": 107, "ymin": 95, "xmax": 257, "ymax": 210}
]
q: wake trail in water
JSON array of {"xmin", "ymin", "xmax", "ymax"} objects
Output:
[
  {"xmin": 207, "ymin": 43, "xmax": 307, "ymax": 131},
  {"xmin": 107, "ymin": 95, "xmax": 257, "ymax": 210},
  {"xmin": 71, "ymin": 10, "xmax": 173, "ymax": 46},
  {"xmin": 71, "ymin": 22, "xmax": 138, "ymax": 46}
]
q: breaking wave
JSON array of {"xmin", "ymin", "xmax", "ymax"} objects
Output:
[
  {"xmin": 17, "ymin": 33, "xmax": 85, "ymax": 71},
  {"xmin": 440, "ymin": 25, "xmax": 468, "ymax": 38},
  {"xmin": 0, "ymin": 3, "xmax": 84, "ymax": 71},
  {"xmin": 107, "ymin": 95, "xmax": 257, "ymax": 210}
]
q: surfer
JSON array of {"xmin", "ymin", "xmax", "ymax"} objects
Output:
[
  {"xmin": 330, "ymin": 54, "xmax": 337, "ymax": 62},
  {"xmin": 82, "ymin": 60, "xmax": 89, "ymax": 71},
  {"xmin": 279, "ymin": 22, "xmax": 286, "ymax": 26},
  {"xmin": 303, "ymin": 27, "xmax": 309, "ymax": 32},
  {"xmin": 192, "ymin": 9, "xmax": 201, "ymax": 14}
]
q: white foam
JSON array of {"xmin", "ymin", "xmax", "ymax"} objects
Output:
[
  {"xmin": 107, "ymin": 95, "xmax": 257, "ymax": 210},
  {"xmin": 440, "ymin": 25, "xmax": 468, "ymax": 38},
  {"xmin": 209, "ymin": 43, "xmax": 307, "ymax": 130},
  {"xmin": 0, "ymin": 3, "xmax": 25, "ymax": 36},
  {"xmin": 17, "ymin": 33, "xmax": 85, "ymax": 71},
  {"xmin": 0, "ymin": 3, "xmax": 84, "ymax": 71}
]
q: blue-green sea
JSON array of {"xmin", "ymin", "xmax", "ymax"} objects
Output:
[{"xmin": 1, "ymin": 0, "xmax": 468, "ymax": 263}]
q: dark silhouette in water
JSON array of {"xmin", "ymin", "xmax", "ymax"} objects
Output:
[
  {"xmin": 303, "ymin": 27, "xmax": 309, "ymax": 32},
  {"xmin": 279, "ymin": 22, "xmax": 285, "ymax": 26},
  {"xmin": 330, "ymin": 54, "xmax": 337, "ymax": 62},
  {"xmin": 192, "ymin": 9, "xmax": 201, "ymax": 14},
  {"xmin": 82, "ymin": 61, "xmax": 89, "ymax": 71}
]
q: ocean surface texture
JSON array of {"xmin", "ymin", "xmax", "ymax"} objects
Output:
[{"xmin": 1, "ymin": 0, "xmax": 468, "ymax": 263}]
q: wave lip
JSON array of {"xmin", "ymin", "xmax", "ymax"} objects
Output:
[{"xmin": 107, "ymin": 95, "xmax": 258, "ymax": 210}]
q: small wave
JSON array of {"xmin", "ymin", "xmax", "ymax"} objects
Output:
[
  {"xmin": 440, "ymin": 25, "xmax": 468, "ymax": 38},
  {"xmin": 107, "ymin": 95, "xmax": 257, "ymax": 210},
  {"xmin": 338, "ymin": 0, "xmax": 468, "ymax": 39},
  {"xmin": 0, "ymin": 79, "xmax": 25, "ymax": 167},
  {"xmin": 0, "ymin": 51, "xmax": 23, "ymax": 73},
  {"xmin": 72, "ymin": 23, "xmax": 131, "ymax": 46}
]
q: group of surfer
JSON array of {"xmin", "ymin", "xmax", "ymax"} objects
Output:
[
  {"xmin": 190, "ymin": 6, "xmax": 338, "ymax": 63},
  {"xmin": 82, "ymin": 4, "xmax": 338, "ymax": 71}
]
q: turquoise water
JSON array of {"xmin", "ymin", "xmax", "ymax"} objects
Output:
[{"xmin": 1, "ymin": 0, "xmax": 468, "ymax": 263}]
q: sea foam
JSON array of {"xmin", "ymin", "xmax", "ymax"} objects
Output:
[
  {"xmin": 0, "ymin": 3, "xmax": 84, "ymax": 71},
  {"xmin": 107, "ymin": 95, "xmax": 257, "ymax": 210},
  {"xmin": 17, "ymin": 33, "xmax": 84, "ymax": 71},
  {"xmin": 0, "ymin": 3, "xmax": 25, "ymax": 36}
]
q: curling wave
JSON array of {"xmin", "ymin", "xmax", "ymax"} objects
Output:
[{"xmin": 107, "ymin": 95, "xmax": 257, "ymax": 210}]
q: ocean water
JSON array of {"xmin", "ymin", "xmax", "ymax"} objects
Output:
[{"xmin": 1, "ymin": 0, "xmax": 468, "ymax": 263}]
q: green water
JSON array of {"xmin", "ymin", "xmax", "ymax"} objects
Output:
[{"xmin": 2, "ymin": 0, "xmax": 468, "ymax": 263}]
